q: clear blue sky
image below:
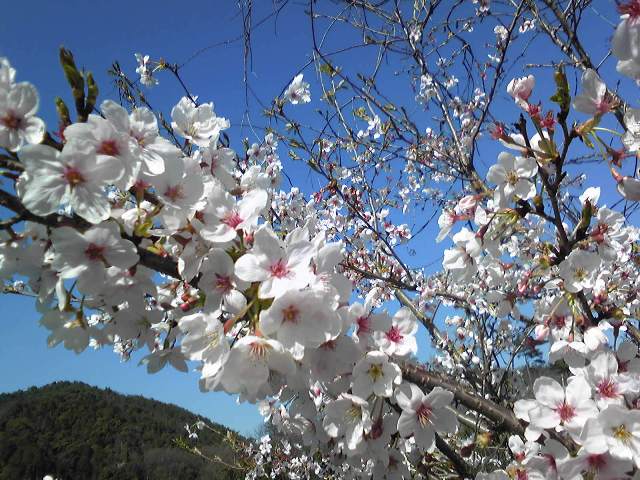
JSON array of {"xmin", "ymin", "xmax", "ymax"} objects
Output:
[{"xmin": 0, "ymin": 1, "xmax": 630, "ymax": 436}]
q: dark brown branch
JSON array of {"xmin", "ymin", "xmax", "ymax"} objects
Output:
[
  {"xmin": 435, "ymin": 433, "xmax": 473, "ymax": 479},
  {"xmin": 400, "ymin": 362, "xmax": 525, "ymax": 436}
]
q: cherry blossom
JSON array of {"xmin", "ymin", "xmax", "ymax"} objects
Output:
[
  {"xmin": 258, "ymin": 287, "xmax": 342, "ymax": 353},
  {"xmin": 581, "ymin": 405, "xmax": 640, "ymax": 468},
  {"xmin": 3, "ymin": 7, "xmax": 640, "ymax": 477},
  {"xmin": 322, "ymin": 394, "xmax": 372, "ymax": 455},
  {"xmin": 557, "ymin": 249, "xmax": 601, "ymax": 293},
  {"xmin": 524, "ymin": 376, "xmax": 597, "ymax": 442},
  {"xmin": 507, "ymin": 75, "xmax": 535, "ymax": 108},
  {"xmin": 351, "ymin": 351, "xmax": 401, "ymax": 398},
  {"xmin": 135, "ymin": 53, "xmax": 158, "ymax": 87},
  {"xmin": 171, "ymin": 96, "xmax": 229, "ymax": 147},
  {"xmin": 372, "ymin": 307, "xmax": 418, "ymax": 357},
  {"xmin": 198, "ymin": 249, "xmax": 248, "ymax": 313},
  {"xmin": 396, "ymin": 384, "xmax": 457, "ymax": 452},
  {"xmin": 442, "ymin": 227, "xmax": 482, "ymax": 280},
  {"xmin": 50, "ymin": 223, "xmax": 139, "ymax": 294},
  {"xmin": 234, "ymin": 225, "xmax": 315, "ymax": 298},
  {"xmin": 0, "ymin": 80, "xmax": 45, "ymax": 151},
  {"xmin": 197, "ymin": 183, "xmax": 267, "ymax": 243},
  {"xmin": 17, "ymin": 141, "xmax": 122, "ymax": 223},
  {"xmin": 100, "ymin": 100, "xmax": 180, "ymax": 175},
  {"xmin": 213, "ymin": 336, "xmax": 295, "ymax": 402},
  {"xmin": 283, "ymin": 74, "xmax": 311, "ymax": 105},
  {"xmin": 572, "ymin": 69, "xmax": 614, "ymax": 116},
  {"xmin": 612, "ymin": 4, "xmax": 640, "ymax": 80},
  {"xmin": 486, "ymin": 152, "xmax": 538, "ymax": 208}
]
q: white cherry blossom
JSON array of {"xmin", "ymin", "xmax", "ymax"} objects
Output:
[
  {"xmin": 351, "ymin": 351, "xmax": 401, "ymax": 398},
  {"xmin": 171, "ymin": 96, "xmax": 229, "ymax": 147},
  {"xmin": 486, "ymin": 152, "xmax": 538, "ymax": 207},
  {"xmin": 284, "ymin": 74, "xmax": 311, "ymax": 105},
  {"xmin": 372, "ymin": 307, "xmax": 418, "ymax": 357},
  {"xmin": 64, "ymin": 112, "xmax": 140, "ymax": 189},
  {"xmin": 572, "ymin": 69, "xmax": 614, "ymax": 116},
  {"xmin": 198, "ymin": 249, "xmax": 248, "ymax": 313},
  {"xmin": 525, "ymin": 376, "xmax": 597, "ymax": 442},
  {"xmin": 101, "ymin": 100, "xmax": 181, "ymax": 175},
  {"xmin": 0, "ymin": 81, "xmax": 45, "ymax": 151},
  {"xmin": 259, "ymin": 288, "xmax": 342, "ymax": 353},
  {"xmin": 17, "ymin": 141, "xmax": 121, "ymax": 224},
  {"xmin": 323, "ymin": 394, "xmax": 372, "ymax": 455},
  {"xmin": 50, "ymin": 223, "xmax": 138, "ymax": 294},
  {"xmin": 581, "ymin": 405, "xmax": 640, "ymax": 468},
  {"xmin": 558, "ymin": 249, "xmax": 601, "ymax": 293},
  {"xmin": 234, "ymin": 226, "xmax": 315, "ymax": 298},
  {"xmin": 507, "ymin": 75, "xmax": 535, "ymax": 108},
  {"xmin": 197, "ymin": 183, "xmax": 267, "ymax": 243},
  {"xmin": 396, "ymin": 384, "xmax": 457, "ymax": 452}
]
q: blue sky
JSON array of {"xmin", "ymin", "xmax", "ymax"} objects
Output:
[{"xmin": 0, "ymin": 1, "xmax": 632, "ymax": 436}]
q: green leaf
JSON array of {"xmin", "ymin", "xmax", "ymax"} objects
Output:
[
  {"xmin": 85, "ymin": 72, "xmax": 99, "ymax": 116},
  {"xmin": 549, "ymin": 66, "xmax": 570, "ymax": 121},
  {"xmin": 319, "ymin": 62, "xmax": 340, "ymax": 77}
]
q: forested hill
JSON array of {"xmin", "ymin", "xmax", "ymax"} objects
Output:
[{"xmin": 0, "ymin": 381, "xmax": 246, "ymax": 480}]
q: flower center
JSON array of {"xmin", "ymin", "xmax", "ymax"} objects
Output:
[
  {"xmin": 386, "ymin": 326, "xmax": 404, "ymax": 343},
  {"xmin": 613, "ymin": 424, "xmax": 632, "ymax": 444},
  {"xmin": 555, "ymin": 402, "xmax": 576, "ymax": 422},
  {"xmin": 415, "ymin": 403, "xmax": 432, "ymax": 427},
  {"xmin": 84, "ymin": 243, "xmax": 106, "ymax": 262},
  {"xmin": 1, "ymin": 111, "xmax": 21, "ymax": 130},
  {"xmin": 214, "ymin": 274, "xmax": 232, "ymax": 293},
  {"xmin": 320, "ymin": 339, "xmax": 336, "ymax": 350},
  {"xmin": 346, "ymin": 404, "xmax": 363, "ymax": 423},
  {"xmin": 282, "ymin": 305, "xmax": 300, "ymax": 324},
  {"xmin": 209, "ymin": 154, "xmax": 219, "ymax": 173},
  {"xmin": 506, "ymin": 170, "xmax": 519, "ymax": 186},
  {"xmin": 221, "ymin": 211, "xmax": 243, "ymax": 229},
  {"xmin": 597, "ymin": 378, "xmax": 620, "ymax": 399},
  {"xmin": 368, "ymin": 363, "xmax": 384, "ymax": 381},
  {"xmin": 164, "ymin": 185, "xmax": 184, "ymax": 201},
  {"xmin": 98, "ymin": 139, "xmax": 120, "ymax": 156},
  {"xmin": 574, "ymin": 267, "xmax": 587, "ymax": 281},
  {"xmin": 552, "ymin": 315, "xmax": 566, "ymax": 328},
  {"xmin": 63, "ymin": 165, "xmax": 85, "ymax": 187},
  {"xmin": 133, "ymin": 133, "xmax": 147, "ymax": 146},
  {"xmin": 269, "ymin": 259, "xmax": 290, "ymax": 279},
  {"xmin": 186, "ymin": 124, "xmax": 199, "ymax": 138},
  {"xmin": 596, "ymin": 98, "xmax": 613, "ymax": 115},
  {"xmin": 249, "ymin": 340, "xmax": 272, "ymax": 360},
  {"xmin": 586, "ymin": 454, "xmax": 607, "ymax": 470}
]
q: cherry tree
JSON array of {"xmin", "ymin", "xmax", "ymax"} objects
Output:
[{"xmin": 3, "ymin": 0, "xmax": 640, "ymax": 478}]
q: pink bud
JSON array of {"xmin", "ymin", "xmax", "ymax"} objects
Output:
[
  {"xmin": 507, "ymin": 75, "xmax": 535, "ymax": 108},
  {"xmin": 457, "ymin": 194, "xmax": 479, "ymax": 212}
]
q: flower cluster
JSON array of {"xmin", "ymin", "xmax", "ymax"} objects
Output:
[
  {"xmin": 3, "ymin": 2, "xmax": 640, "ymax": 478},
  {"xmin": 0, "ymin": 55, "xmax": 459, "ymax": 478}
]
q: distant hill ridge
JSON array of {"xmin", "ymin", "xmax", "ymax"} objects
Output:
[{"xmin": 0, "ymin": 381, "xmax": 244, "ymax": 480}]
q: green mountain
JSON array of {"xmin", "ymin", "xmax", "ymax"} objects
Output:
[{"xmin": 0, "ymin": 381, "xmax": 247, "ymax": 480}]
